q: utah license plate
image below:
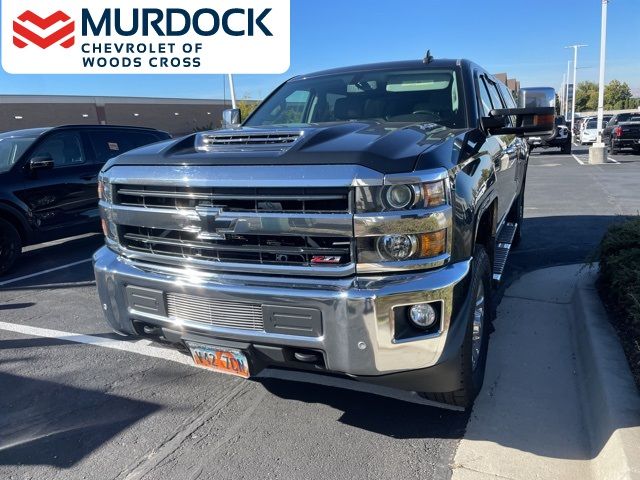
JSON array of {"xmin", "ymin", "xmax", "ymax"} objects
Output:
[{"xmin": 187, "ymin": 342, "xmax": 250, "ymax": 378}]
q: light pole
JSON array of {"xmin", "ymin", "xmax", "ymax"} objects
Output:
[
  {"xmin": 561, "ymin": 73, "xmax": 566, "ymax": 114},
  {"xmin": 227, "ymin": 73, "xmax": 237, "ymax": 109},
  {"xmin": 565, "ymin": 44, "xmax": 587, "ymax": 132},
  {"xmin": 596, "ymin": 0, "xmax": 609, "ymax": 143},
  {"xmin": 565, "ymin": 60, "xmax": 571, "ymax": 119},
  {"xmin": 589, "ymin": 0, "xmax": 610, "ymax": 164}
]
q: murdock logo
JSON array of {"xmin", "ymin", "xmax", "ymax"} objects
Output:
[
  {"xmin": 13, "ymin": 10, "xmax": 75, "ymax": 49},
  {"xmin": 2, "ymin": 0, "xmax": 290, "ymax": 74}
]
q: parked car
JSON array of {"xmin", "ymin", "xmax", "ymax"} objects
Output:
[
  {"xmin": 603, "ymin": 113, "xmax": 640, "ymax": 154},
  {"xmin": 579, "ymin": 117, "xmax": 598, "ymax": 144},
  {"xmin": 578, "ymin": 115, "xmax": 613, "ymax": 145},
  {"xmin": 94, "ymin": 58, "xmax": 554, "ymax": 408},
  {"xmin": 0, "ymin": 125, "xmax": 170, "ymax": 274},
  {"xmin": 528, "ymin": 115, "xmax": 571, "ymax": 153},
  {"xmin": 573, "ymin": 116, "xmax": 586, "ymax": 137}
]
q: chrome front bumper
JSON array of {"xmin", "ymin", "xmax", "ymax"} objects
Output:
[{"xmin": 93, "ymin": 246, "xmax": 471, "ymax": 378}]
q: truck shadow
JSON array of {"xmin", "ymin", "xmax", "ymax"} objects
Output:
[
  {"xmin": 257, "ymin": 376, "xmax": 470, "ymax": 440},
  {"xmin": 0, "ymin": 371, "xmax": 161, "ymax": 468}
]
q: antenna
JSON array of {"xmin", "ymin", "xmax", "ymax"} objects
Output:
[{"xmin": 423, "ymin": 50, "xmax": 434, "ymax": 64}]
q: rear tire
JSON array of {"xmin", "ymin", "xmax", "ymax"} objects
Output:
[
  {"xmin": 610, "ymin": 139, "xmax": 620, "ymax": 155},
  {"xmin": 0, "ymin": 219, "xmax": 21, "ymax": 276},
  {"xmin": 420, "ymin": 245, "xmax": 492, "ymax": 409}
]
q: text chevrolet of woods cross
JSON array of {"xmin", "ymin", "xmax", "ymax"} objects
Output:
[{"xmin": 94, "ymin": 57, "xmax": 555, "ymax": 408}]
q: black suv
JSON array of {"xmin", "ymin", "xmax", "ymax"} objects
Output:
[{"xmin": 0, "ymin": 125, "xmax": 170, "ymax": 274}]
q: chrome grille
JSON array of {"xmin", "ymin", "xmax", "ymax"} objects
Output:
[
  {"xmin": 119, "ymin": 226, "xmax": 352, "ymax": 267},
  {"xmin": 166, "ymin": 292, "xmax": 263, "ymax": 331},
  {"xmin": 115, "ymin": 185, "xmax": 351, "ymax": 214}
]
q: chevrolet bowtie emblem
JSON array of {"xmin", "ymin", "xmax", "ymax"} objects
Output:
[{"xmin": 194, "ymin": 205, "xmax": 237, "ymax": 240}]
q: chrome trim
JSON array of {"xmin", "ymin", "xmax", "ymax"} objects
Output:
[
  {"xmin": 354, "ymin": 206, "xmax": 451, "ymax": 237},
  {"xmin": 94, "ymin": 246, "xmax": 472, "ymax": 375},
  {"xmin": 106, "ymin": 239, "xmax": 356, "ymax": 278},
  {"xmin": 383, "ymin": 168, "xmax": 449, "ymax": 185},
  {"xmin": 166, "ymin": 292, "xmax": 264, "ymax": 331},
  {"xmin": 105, "ymin": 203, "xmax": 354, "ymax": 237},
  {"xmin": 103, "ymin": 165, "xmax": 384, "ymax": 188},
  {"xmin": 357, "ymin": 253, "xmax": 450, "ymax": 274}
]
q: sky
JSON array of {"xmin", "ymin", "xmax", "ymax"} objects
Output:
[{"xmin": 0, "ymin": 0, "xmax": 639, "ymax": 100}]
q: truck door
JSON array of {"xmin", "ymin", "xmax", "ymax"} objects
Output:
[
  {"xmin": 476, "ymin": 74, "xmax": 518, "ymax": 224},
  {"xmin": 15, "ymin": 130, "xmax": 99, "ymax": 236}
]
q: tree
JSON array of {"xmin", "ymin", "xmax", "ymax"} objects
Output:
[
  {"xmin": 575, "ymin": 81, "xmax": 599, "ymax": 112},
  {"xmin": 604, "ymin": 80, "xmax": 632, "ymax": 109},
  {"xmin": 237, "ymin": 97, "xmax": 259, "ymax": 122}
]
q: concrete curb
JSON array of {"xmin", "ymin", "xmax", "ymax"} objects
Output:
[{"xmin": 572, "ymin": 267, "xmax": 640, "ymax": 480}]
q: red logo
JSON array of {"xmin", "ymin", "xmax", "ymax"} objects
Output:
[{"xmin": 13, "ymin": 10, "xmax": 75, "ymax": 49}]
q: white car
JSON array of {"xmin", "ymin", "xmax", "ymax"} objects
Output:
[{"xmin": 579, "ymin": 118, "xmax": 598, "ymax": 145}]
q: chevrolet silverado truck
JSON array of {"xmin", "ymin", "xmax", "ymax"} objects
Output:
[{"xmin": 94, "ymin": 58, "xmax": 554, "ymax": 408}]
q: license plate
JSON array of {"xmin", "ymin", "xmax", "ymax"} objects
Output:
[{"xmin": 187, "ymin": 342, "xmax": 250, "ymax": 378}]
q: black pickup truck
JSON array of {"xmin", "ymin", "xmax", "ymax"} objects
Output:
[
  {"xmin": 94, "ymin": 58, "xmax": 554, "ymax": 408},
  {"xmin": 603, "ymin": 113, "xmax": 640, "ymax": 154}
]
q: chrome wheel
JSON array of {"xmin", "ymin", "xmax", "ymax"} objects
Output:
[{"xmin": 471, "ymin": 284, "xmax": 485, "ymax": 371}]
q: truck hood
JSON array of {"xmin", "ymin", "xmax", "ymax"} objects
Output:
[{"xmin": 105, "ymin": 122, "xmax": 460, "ymax": 174}]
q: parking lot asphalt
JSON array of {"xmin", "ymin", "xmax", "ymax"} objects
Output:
[{"xmin": 1, "ymin": 145, "xmax": 640, "ymax": 480}]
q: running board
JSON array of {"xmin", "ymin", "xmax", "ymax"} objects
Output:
[{"xmin": 493, "ymin": 222, "xmax": 517, "ymax": 282}]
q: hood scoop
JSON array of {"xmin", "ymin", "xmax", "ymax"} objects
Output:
[{"xmin": 195, "ymin": 131, "xmax": 304, "ymax": 152}]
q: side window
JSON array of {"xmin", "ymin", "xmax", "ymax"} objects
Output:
[
  {"xmin": 477, "ymin": 76, "xmax": 493, "ymax": 117},
  {"xmin": 485, "ymin": 78, "xmax": 506, "ymax": 110},
  {"xmin": 89, "ymin": 131, "xmax": 161, "ymax": 164},
  {"xmin": 497, "ymin": 82, "xmax": 517, "ymax": 126},
  {"xmin": 31, "ymin": 132, "xmax": 85, "ymax": 168}
]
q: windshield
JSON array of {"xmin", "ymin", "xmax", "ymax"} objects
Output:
[
  {"xmin": 245, "ymin": 68, "xmax": 466, "ymax": 129},
  {"xmin": 0, "ymin": 136, "xmax": 37, "ymax": 173},
  {"xmin": 586, "ymin": 119, "xmax": 597, "ymax": 129}
]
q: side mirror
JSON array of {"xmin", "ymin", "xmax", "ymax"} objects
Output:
[
  {"xmin": 517, "ymin": 87, "xmax": 556, "ymax": 109},
  {"xmin": 484, "ymin": 107, "xmax": 556, "ymax": 137},
  {"xmin": 29, "ymin": 155, "xmax": 54, "ymax": 171},
  {"xmin": 222, "ymin": 108, "xmax": 241, "ymax": 129}
]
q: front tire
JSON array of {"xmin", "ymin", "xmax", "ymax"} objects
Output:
[
  {"xmin": 561, "ymin": 142, "xmax": 571, "ymax": 154},
  {"xmin": 0, "ymin": 219, "xmax": 21, "ymax": 275},
  {"xmin": 420, "ymin": 245, "xmax": 492, "ymax": 409}
]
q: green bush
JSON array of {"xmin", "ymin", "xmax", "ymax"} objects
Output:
[{"xmin": 597, "ymin": 218, "xmax": 640, "ymax": 333}]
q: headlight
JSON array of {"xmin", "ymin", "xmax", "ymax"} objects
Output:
[
  {"xmin": 377, "ymin": 234, "xmax": 418, "ymax": 261},
  {"xmin": 356, "ymin": 179, "xmax": 447, "ymax": 212},
  {"xmin": 98, "ymin": 177, "xmax": 113, "ymax": 203},
  {"xmin": 383, "ymin": 184, "xmax": 417, "ymax": 210},
  {"xmin": 357, "ymin": 230, "xmax": 447, "ymax": 265}
]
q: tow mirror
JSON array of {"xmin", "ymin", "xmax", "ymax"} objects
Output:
[
  {"xmin": 484, "ymin": 86, "xmax": 556, "ymax": 137},
  {"xmin": 222, "ymin": 108, "xmax": 241, "ymax": 129},
  {"xmin": 29, "ymin": 155, "xmax": 54, "ymax": 171}
]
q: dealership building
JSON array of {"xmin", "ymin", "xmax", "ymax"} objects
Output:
[{"xmin": 0, "ymin": 95, "xmax": 233, "ymax": 136}]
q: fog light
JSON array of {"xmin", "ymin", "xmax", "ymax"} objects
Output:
[{"xmin": 409, "ymin": 303, "xmax": 437, "ymax": 329}]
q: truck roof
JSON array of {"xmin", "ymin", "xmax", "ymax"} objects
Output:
[{"xmin": 295, "ymin": 58, "xmax": 474, "ymax": 79}]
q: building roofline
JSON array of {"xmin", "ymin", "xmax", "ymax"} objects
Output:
[{"xmin": 0, "ymin": 94, "xmax": 234, "ymax": 105}]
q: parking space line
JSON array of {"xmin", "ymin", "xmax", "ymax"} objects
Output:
[
  {"xmin": 0, "ymin": 320, "xmax": 193, "ymax": 365},
  {"xmin": 572, "ymin": 154, "xmax": 585, "ymax": 165},
  {"xmin": 0, "ymin": 320, "xmax": 461, "ymax": 410},
  {"xmin": 608, "ymin": 157, "xmax": 620, "ymax": 164},
  {"xmin": 0, "ymin": 259, "xmax": 92, "ymax": 287}
]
